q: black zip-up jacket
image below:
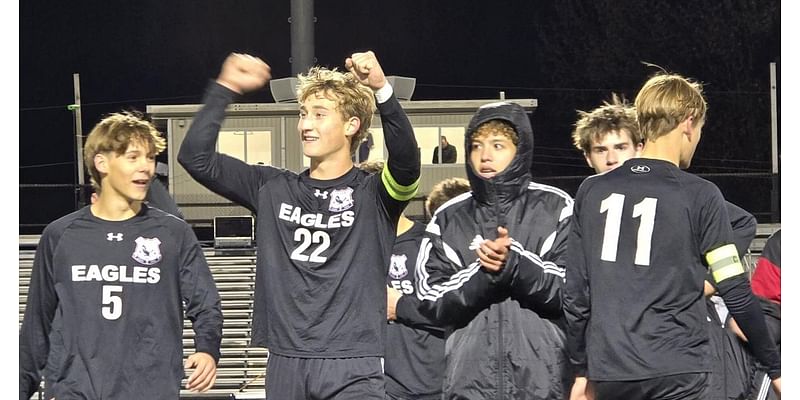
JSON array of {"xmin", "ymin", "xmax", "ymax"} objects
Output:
[{"xmin": 415, "ymin": 102, "xmax": 574, "ymax": 399}]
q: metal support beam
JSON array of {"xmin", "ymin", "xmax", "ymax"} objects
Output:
[
  {"xmin": 769, "ymin": 62, "xmax": 780, "ymax": 222},
  {"xmin": 290, "ymin": 0, "xmax": 315, "ymax": 75},
  {"xmin": 70, "ymin": 73, "xmax": 85, "ymax": 208},
  {"xmin": 770, "ymin": 62, "xmax": 778, "ymax": 174}
]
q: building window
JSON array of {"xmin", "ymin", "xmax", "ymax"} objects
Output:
[
  {"xmin": 218, "ymin": 130, "xmax": 272, "ymax": 165},
  {"xmin": 300, "ymin": 125, "xmax": 466, "ymax": 167}
]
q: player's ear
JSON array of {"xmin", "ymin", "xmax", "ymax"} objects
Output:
[
  {"xmin": 94, "ymin": 153, "xmax": 110, "ymax": 174},
  {"xmin": 634, "ymin": 141, "xmax": 644, "ymax": 156},
  {"xmin": 682, "ymin": 116, "xmax": 696, "ymax": 138},
  {"xmin": 345, "ymin": 117, "xmax": 361, "ymax": 138}
]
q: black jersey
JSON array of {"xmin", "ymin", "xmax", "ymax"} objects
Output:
[
  {"xmin": 565, "ymin": 158, "xmax": 733, "ymax": 381},
  {"xmin": 386, "ymin": 221, "xmax": 445, "ymax": 399},
  {"xmin": 19, "ymin": 205, "xmax": 222, "ymax": 400},
  {"xmin": 178, "ymin": 82, "xmax": 420, "ymax": 358}
]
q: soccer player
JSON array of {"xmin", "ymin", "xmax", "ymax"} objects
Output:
[
  {"xmin": 416, "ymin": 102, "xmax": 574, "ymax": 399},
  {"xmin": 178, "ymin": 51, "xmax": 420, "ymax": 399},
  {"xmin": 571, "ymin": 93, "xmax": 643, "ymax": 173},
  {"xmin": 563, "ymin": 73, "xmax": 781, "ymax": 400},
  {"xmin": 19, "ymin": 112, "xmax": 223, "ymax": 399},
  {"xmin": 358, "ymin": 161, "xmax": 456, "ymax": 400},
  {"xmin": 424, "ymin": 177, "xmax": 470, "ymax": 218},
  {"xmin": 568, "ymin": 94, "xmax": 770, "ymax": 400}
]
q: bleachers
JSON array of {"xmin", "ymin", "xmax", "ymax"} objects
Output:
[{"xmin": 742, "ymin": 223, "xmax": 780, "ymax": 275}]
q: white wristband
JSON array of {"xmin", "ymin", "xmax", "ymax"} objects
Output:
[{"xmin": 374, "ymin": 83, "xmax": 394, "ymax": 104}]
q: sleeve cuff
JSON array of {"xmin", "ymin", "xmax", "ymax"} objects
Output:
[
  {"xmin": 396, "ymin": 294, "xmax": 418, "ymax": 323},
  {"xmin": 208, "ymin": 80, "xmax": 238, "ymax": 101},
  {"xmin": 195, "ymin": 341, "xmax": 221, "ymax": 363},
  {"xmin": 374, "ymin": 83, "xmax": 394, "ymax": 104}
]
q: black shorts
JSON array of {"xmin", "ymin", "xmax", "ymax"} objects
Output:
[
  {"xmin": 592, "ymin": 373, "xmax": 709, "ymax": 400},
  {"xmin": 265, "ymin": 353, "xmax": 385, "ymax": 400}
]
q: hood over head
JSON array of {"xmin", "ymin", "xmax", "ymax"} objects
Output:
[{"xmin": 464, "ymin": 102, "xmax": 533, "ymax": 205}]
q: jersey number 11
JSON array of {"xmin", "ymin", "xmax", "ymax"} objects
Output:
[{"xmin": 600, "ymin": 193, "xmax": 657, "ymax": 266}]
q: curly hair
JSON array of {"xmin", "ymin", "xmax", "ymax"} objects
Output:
[{"xmin": 472, "ymin": 120, "xmax": 519, "ymax": 146}]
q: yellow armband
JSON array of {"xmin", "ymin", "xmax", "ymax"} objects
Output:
[
  {"xmin": 381, "ymin": 164, "xmax": 419, "ymax": 201},
  {"xmin": 706, "ymin": 243, "xmax": 745, "ymax": 283}
]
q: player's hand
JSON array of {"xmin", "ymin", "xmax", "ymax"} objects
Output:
[
  {"xmin": 217, "ymin": 53, "xmax": 271, "ymax": 95},
  {"xmin": 703, "ymin": 280, "xmax": 716, "ymax": 297},
  {"xmin": 569, "ymin": 377, "xmax": 594, "ymax": 400},
  {"xmin": 185, "ymin": 352, "xmax": 217, "ymax": 392},
  {"xmin": 477, "ymin": 226, "xmax": 511, "ymax": 273},
  {"xmin": 387, "ymin": 285, "xmax": 402, "ymax": 321},
  {"xmin": 345, "ymin": 51, "xmax": 386, "ymax": 90},
  {"xmin": 772, "ymin": 377, "xmax": 781, "ymax": 398}
]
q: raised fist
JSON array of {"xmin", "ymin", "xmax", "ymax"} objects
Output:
[
  {"xmin": 345, "ymin": 51, "xmax": 386, "ymax": 91},
  {"xmin": 216, "ymin": 53, "xmax": 271, "ymax": 95}
]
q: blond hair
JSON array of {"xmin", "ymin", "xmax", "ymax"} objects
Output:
[
  {"xmin": 635, "ymin": 73, "xmax": 707, "ymax": 142},
  {"xmin": 572, "ymin": 93, "xmax": 640, "ymax": 153},
  {"xmin": 357, "ymin": 159, "xmax": 384, "ymax": 174},
  {"xmin": 426, "ymin": 177, "xmax": 471, "ymax": 215},
  {"xmin": 297, "ymin": 66, "xmax": 376, "ymax": 155},
  {"xmin": 84, "ymin": 111, "xmax": 165, "ymax": 191},
  {"xmin": 472, "ymin": 120, "xmax": 519, "ymax": 146}
]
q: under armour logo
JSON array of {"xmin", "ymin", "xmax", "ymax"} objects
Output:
[
  {"xmin": 107, "ymin": 233, "xmax": 124, "ymax": 242},
  {"xmin": 314, "ymin": 189, "xmax": 329, "ymax": 199},
  {"xmin": 468, "ymin": 234, "xmax": 486, "ymax": 250},
  {"xmin": 630, "ymin": 165, "xmax": 651, "ymax": 174}
]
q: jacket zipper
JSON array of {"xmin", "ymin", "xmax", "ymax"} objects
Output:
[{"xmin": 489, "ymin": 180, "xmax": 505, "ymax": 399}]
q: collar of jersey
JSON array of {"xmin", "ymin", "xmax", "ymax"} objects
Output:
[{"xmin": 300, "ymin": 166, "xmax": 360, "ymax": 189}]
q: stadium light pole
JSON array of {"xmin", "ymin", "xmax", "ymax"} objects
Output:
[
  {"xmin": 290, "ymin": 0, "xmax": 315, "ymax": 76},
  {"xmin": 770, "ymin": 62, "xmax": 779, "ymax": 222},
  {"xmin": 69, "ymin": 73, "xmax": 85, "ymax": 210}
]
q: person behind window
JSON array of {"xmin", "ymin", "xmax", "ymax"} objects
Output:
[{"xmin": 432, "ymin": 135, "xmax": 457, "ymax": 164}]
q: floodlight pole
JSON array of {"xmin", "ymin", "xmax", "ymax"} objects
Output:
[
  {"xmin": 290, "ymin": 0, "xmax": 315, "ymax": 75},
  {"xmin": 69, "ymin": 73, "xmax": 85, "ymax": 209},
  {"xmin": 769, "ymin": 62, "xmax": 779, "ymax": 222},
  {"xmin": 770, "ymin": 62, "xmax": 778, "ymax": 175}
]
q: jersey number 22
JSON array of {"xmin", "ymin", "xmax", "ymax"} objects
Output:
[{"xmin": 290, "ymin": 228, "xmax": 331, "ymax": 263}]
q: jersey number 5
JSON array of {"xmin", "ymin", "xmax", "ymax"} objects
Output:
[
  {"xmin": 102, "ymin": 285, "xmax": 123, "ymax": 320},
  {"xmin": 290, "ymin": 228, "xmax": 331, "ymax": 263},
  {"xmin": 600, "ymin": 193, "xmax": 657, "ymax": 266}
]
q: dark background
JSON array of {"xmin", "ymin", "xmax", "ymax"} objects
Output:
[{"xmin": 20, "ymin": 0, "xmax": 781, "ymax": 233}]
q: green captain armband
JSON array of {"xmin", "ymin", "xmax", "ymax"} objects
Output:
[
  {"xmin": 381, "ymin": 164, "xmax": 419, "ymax": 201},
  {"xmin": 706, "ymin": 243, "xmax": 745, "ymax": 283}
]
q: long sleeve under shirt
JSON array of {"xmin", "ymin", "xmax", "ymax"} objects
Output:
[{"xmin": 178, "ymin": 82, "xmax": 420, "ymax": 358}]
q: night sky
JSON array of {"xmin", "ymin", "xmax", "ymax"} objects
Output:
[{"xmin": 20, "ymin": 0, "xmax": 781, "ymax": 231}]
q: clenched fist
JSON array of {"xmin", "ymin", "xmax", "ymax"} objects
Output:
[
  {"xmin": 217, "ymin": 53, "xmax": 271, "ymax": 95},
  {"xmin": 345, "ymin": 51, "xmax": 386, "ymax": 91}
]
